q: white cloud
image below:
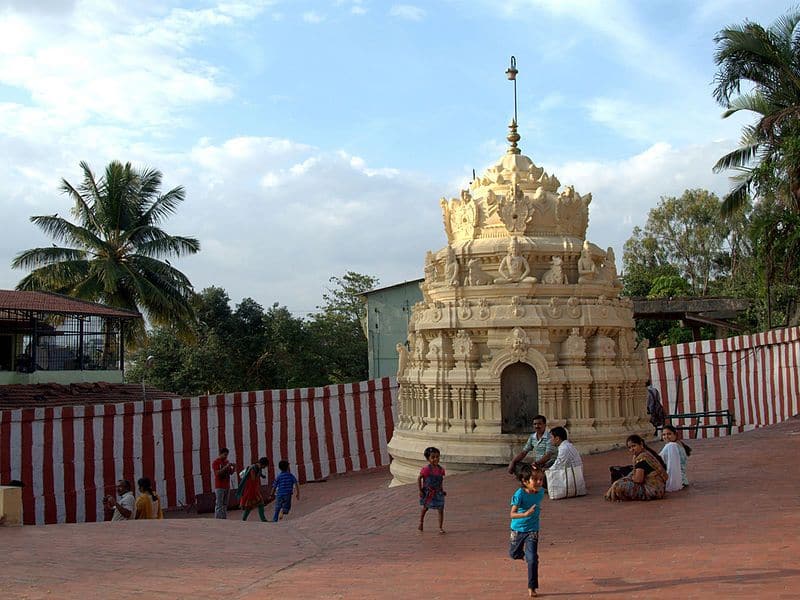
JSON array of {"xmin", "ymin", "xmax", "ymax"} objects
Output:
[
  {"xmin": 302, "ymin": 10, "xmax": 325, "ymax": 23},
  {"xmin": 389, "ymin": 4, "xmax": 426, "ymax": 21},
  {"xmin": 0, "ymin": 130, "xmax": 444, "ymax": 314},
  {"xmin": 546, "ymin": 140, "xmax": 738, "ymax": 255},
  {"xmin": 0, "ymin": 1, "xmax": 272, "ymax": 133}
]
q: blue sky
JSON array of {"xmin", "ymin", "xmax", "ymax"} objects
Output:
[{"xmin": 0, "ymin": 0, "xmax": 791, "ymax": 315}]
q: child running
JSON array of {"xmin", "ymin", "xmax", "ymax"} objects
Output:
[
  {"xmin": 509, "ymin": 464, "xmax": 545, "ymax": 597},
  {"xmin": 271, "ymin": 460, "xmax": 299, "ymax": 522},
  {"xmin": 417, "ymin": 446, "xmax": 446, "ymax": 533}
]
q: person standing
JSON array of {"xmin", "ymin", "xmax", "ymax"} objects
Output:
[
  {"xmin": 271, "ymin": 460, "xmax": 300, "ymax": 522},
  {"xmin": 104, "ymin": 480, "xmax": 136, "ymax": 521},
  {"xmin": 646, "ymin": 379, "xmax": 666, "ymax": 438},
  {"xmin": 236, "ymin": 457, "xmax": 269, "ymax": 522},
  {"xmin": 417, "ymin": 446, "xmax": 446, "ymax": 533},
  {"xmin": 212, "ymin": 448, "xmax": 236, "ymax": 519},
  {"xmin": 508, "ymin": 415, "xmax": 555, "ymax": 475},
  {"xmin": 509, "ymin": 465, "xmax": 546, "ymax": 598}
]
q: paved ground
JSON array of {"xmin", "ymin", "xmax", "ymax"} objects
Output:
[{"xmin": 3, "ymin": 418, "xmax": 800, "ymax": 599}]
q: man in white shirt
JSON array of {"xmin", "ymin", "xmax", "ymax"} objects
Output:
[
  {"xmin": 104, "ymin": 480, "xmax": 136, "ymax": 521},
  {"xmin": 549, "ymin": 427, "xmax": 582, "ymax": 469}
]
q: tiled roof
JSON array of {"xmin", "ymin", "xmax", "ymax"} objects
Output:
[
  {"xmin": 0, "ymin": 290, "xmax": 141, "ymax": 319},
  {"xmin": 0, "ymin": 383, "xmax": 177, "ymax": 410}
]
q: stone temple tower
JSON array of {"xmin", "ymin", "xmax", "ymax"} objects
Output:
[{"xmin": 387, "ymin": 76, "xmax": 650, "ymax": 485}]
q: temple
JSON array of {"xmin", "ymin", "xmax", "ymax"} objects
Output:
[{"xmin": 387, "ymin": 86, "xmax": 650, "ymax": 485}]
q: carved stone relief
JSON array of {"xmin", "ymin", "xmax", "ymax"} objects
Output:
[
  {"xmin": 541, "ymin": 255, "xmax": 568, "ymax": 285},
  {"xmin": 497, "ymin": 182, "xmax": 535, "ymax": 234},
  {"xmin": 506, "ymin": 327, "xmax": 531, "ymax": 361},
  {"xmin": 466, "ymin": 259, "xmax": 493, "ymax": 285},
  {"xmin": 444, "ymin": 246, "xmax": 460, "ymax": 287},
  {"xmin": 494, "ymin": 237, "xmax": 537, "ymax": 284}
]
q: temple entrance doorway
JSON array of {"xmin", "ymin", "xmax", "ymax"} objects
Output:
[{"xmin": 501, "ymin": 362, "xmax": 539, "ymax": 434}]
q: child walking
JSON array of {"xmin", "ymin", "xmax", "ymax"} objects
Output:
[
  {"xmin": 417, "ymin": 446, "xmax": 446, "ymax": 533},
  {"xmin": 509, "ymin": 464, "xmax": 545, "ymax": 597},
  {"xmin": 271, "ymin": 460, "xmax": 299, "ymax": 522}
]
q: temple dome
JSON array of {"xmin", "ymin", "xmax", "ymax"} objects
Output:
[{"xmin": 441, "ymin": 133, "xmax": 591, "ymax": 245}]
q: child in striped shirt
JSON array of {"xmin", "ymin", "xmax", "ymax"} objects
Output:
[{"xmin": 271, "ymin": 460, "xmax": 299, "ymax": 521}]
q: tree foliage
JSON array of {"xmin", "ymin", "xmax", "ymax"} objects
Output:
[
  {"xmin": 128, "ymin": 272, "xmax": 379, "ymax": 395},
  {"xmin": 12, "ymin": 161, "xmax": 200, "ymax": 341},
  {"xmin": 623, "ymin": 189, "xmax": 738, "ymax": 297},
  {"xmin": 713, "ymin": 10, "xmax": 800, "ymax": 214}
]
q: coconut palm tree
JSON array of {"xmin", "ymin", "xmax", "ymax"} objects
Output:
[
  {"xmin": 712, "ymin": 10, "xmax": 800, "ymax": 215},
  {"xmin": 12, "ymin": 160, "xmax": 200, "ymax": 339}
]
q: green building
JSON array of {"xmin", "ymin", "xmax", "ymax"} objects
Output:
[{"xmin": 361, "ymin": 279, "xmax": 423, "ymax": 380}]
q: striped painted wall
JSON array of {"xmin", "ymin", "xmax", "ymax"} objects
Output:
[
  {"xmin": 648, "ymin": 326, "xmax": 800, "ymax": 438},
  {"xmin": 0, "ymin": 377, "xmax": 397, "ymax": 525}
]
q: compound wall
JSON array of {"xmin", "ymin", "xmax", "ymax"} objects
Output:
[{"xmin": 0, "ymin": 378, "xmax": 397, "ymax": 525}]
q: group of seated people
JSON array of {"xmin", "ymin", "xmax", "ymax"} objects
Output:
[
  {"xmin": 508, "ymin": 416, "xmax": 691, "ymax": 502},
  {"xmin": 605, "ymin": 425, "xmax": 691, "ymax": 501}
]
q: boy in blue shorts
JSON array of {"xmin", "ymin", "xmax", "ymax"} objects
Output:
[
  {"xmin": 271, "ymin": 460, "xmax": 299, "ymax": 521},
  {"xmin": 509, "ymin": 464, "xmax": 545, "ymax": 597}
]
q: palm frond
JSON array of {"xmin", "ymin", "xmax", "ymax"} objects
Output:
[
  {"xmin": 139, "ymin": 186, "xmax": 186, "ymax": 226},
  {"xmin": 713, "ymin": 142, "xmax": 761, "ymax": 172},
  {"xmin": 28, "ymin": 215, "xmax": 106, "ymax": 250},
  {"xmin": 11, "ymin": 247, "xmax": 87, "ymax": 270},
  {"xmin": 15, "ymin": 260, "xmax": 92, "ymax": 293},
  {"xmin": 721, "ymin": 176, "xmax": 753, "ymax": 216},
  {"xmin": 721, "ymin": 91, "xmax": 773, "ymax": 118},
  {"xmin": 131, "ymin": 232, "xmax": 200, "ymax": 258}
]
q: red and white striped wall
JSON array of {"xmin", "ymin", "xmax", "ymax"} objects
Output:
[
  {"xmin": 648, "ymin": 326, "xmax": 800, "ymax": 438},
  {"xmin": 0, "ymin": 377, "xmax": 397, "ymax": 525}
]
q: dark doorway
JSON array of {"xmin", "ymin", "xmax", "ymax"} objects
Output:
[
  {"xmin": 0, "ymin": 335, "xmax": 12, "ymax": 371},
  {"xmin": 501, "ymin": 362, "xmax": 539, "ymax": 434}
]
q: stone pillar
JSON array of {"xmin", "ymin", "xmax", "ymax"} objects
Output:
[{"xmin": 0, "ymin": 486, "xmax": 23, "ymax": 526}]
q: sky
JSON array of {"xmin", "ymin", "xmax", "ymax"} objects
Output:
[{"xmin": 0, "ymin": 0, "xmax": 791, "ymax": 316}]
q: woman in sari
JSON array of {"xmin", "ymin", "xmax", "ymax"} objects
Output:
[
  {"xmin": 236, "ymin": 457, "xmax": 269, "ymax": 522},
  {"xmin": 659, "ymin": 425, "xmax": 691, "ymax": 491},
  {"xmin": 134, "ymin": 477, "xmax": 163, "ymax": 519},
  {"xmin": 605, "ymin": 435, "xmax": 668, "ymax": 502}
]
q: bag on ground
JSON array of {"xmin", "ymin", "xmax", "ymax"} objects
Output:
[{"xmin": 545, "ymin": 465, "xmax": 587, "ymax": 500}]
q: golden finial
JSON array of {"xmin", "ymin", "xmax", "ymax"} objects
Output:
[
  {"xmin": 505, "ymin": 56, "xmax": 520, "ymax": 154},
  {"xmin": 507, "ymin": 119, "xmax": 521, "ymax": 154}
]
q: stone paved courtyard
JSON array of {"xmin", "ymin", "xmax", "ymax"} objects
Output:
[{"xmin": 2, "ymin": 418, "xmax": 799, "ymax": 599}]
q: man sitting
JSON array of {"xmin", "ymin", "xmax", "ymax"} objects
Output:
[
  {"xmin": 508, "ymin": 415, "xmax": 556, "ymax": 475},
  {"xmin": 549, "ymin": 426, "xmax": 582, "ymax": 469}
]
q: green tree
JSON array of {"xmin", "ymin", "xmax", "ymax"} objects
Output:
[
  {"xmin": 307, "ymin": 271, "xmax": 378, "ymax": 384},
  {"xmin": 623, "ymin": 189, "xmax": 735, "ymax": 296},
  {"xmin": 12, "ymin": 161, "xmax": 200, "ymax": 340},
  {"xmin": 713, "ymin": 10, "xmax": 800, "ymax": 214}
]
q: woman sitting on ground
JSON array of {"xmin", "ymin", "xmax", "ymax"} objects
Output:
[
  {"xmin": 604, "ymin": 434, "xmax": 668, "ymax": 502},
  {"xmin": 134, "ymin": 477, "xmax": 163, "ymax": 519},
  {"xmin": 659, "ymin": 425, "xmax": 691, "ymax": 491}
]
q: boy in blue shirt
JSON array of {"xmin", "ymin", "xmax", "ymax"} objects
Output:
[
  {"xmin": 271, "ymin": 460, "xmax": 299, "ymax": 522},
  {"xmin": 509, "ymin": 464, "xmax": 545, "ymax": 597}
]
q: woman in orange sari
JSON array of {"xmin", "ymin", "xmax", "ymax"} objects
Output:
[
  {"xmin": 605, "ymin": 435, "xmax": 668, "ymax": 502},
  {"xmin": 134, "ymin": 477, "xmax": 164, "ymax": 519},
  {"xmin": 236, "ymin": 457, "xmax": 269, "ymax": 521}
]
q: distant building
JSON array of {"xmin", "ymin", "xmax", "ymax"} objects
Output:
[
  {"xmin": 0, "ymin": 290, "xmax": 141, "ymax": 385},
  {"xmin": 361, "ymin": 279, "xmax": 423, "ymax": 379}
]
